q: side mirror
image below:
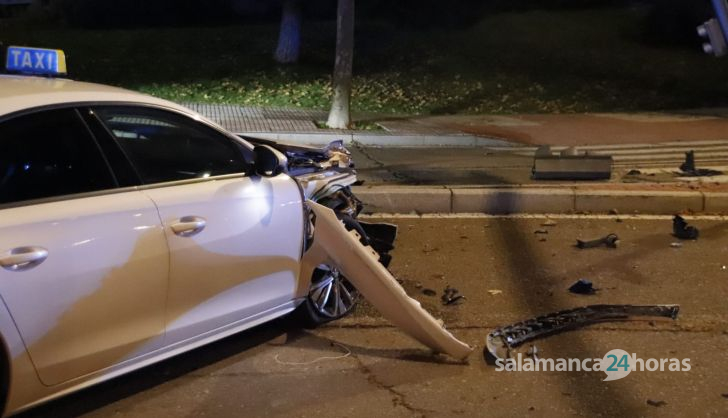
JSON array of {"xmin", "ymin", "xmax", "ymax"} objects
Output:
[{"xmin": 253, "ymin": 145, "xmax": 288, "ymax": 177}]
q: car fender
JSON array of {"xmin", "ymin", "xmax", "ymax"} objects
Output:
[
  {"xmin": 300, "ymin": 201, "xmax": 473, "ymax": 360},
  {"xmin": 0, "ymin": 296, "xmax": 47, "ymax": 417}
]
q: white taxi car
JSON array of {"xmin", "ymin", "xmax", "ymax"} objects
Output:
[
  {"xmin": 0, "ymin": 47, "xmax": 471, "ymax": 416},
  {"xmin": 0, "ymin": 46, "xmax": 388, "ymax": 415}
]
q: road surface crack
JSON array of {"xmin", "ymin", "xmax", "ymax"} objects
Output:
[{"xmin": 351, "ymin": 353, "xmax": 431, "ymax": 418}]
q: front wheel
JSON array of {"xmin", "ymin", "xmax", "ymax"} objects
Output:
[
  {"xmin": 303, "ymin": 265, "xmax": 359, "ymax": 324},
  {"xmin": 296, "ymin": 214, "xmax": 367, "ymax": 327}
]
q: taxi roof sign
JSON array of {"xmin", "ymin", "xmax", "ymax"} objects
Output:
[{"xmin": 5, "ymin": 46, "xmax": 67, "ymax": 76}]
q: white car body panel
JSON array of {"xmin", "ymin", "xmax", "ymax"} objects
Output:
[
  {"xmin": 140, "ymin": 175, "xmax": 304, "ymax": 345},
  {"xmin": 302, "ymin": 201, "xmax": 473, "ymax": 360},
  {"xmin": 0, "ymin": 192, "xmax": 169, "ymax": 386},
  {"xmin": 0, "ymin": 74, "xmax": 464, "ymax": 416},
  {"xmin": 4, "ymin": 300, "xmax": 299, "ymax": 415}
]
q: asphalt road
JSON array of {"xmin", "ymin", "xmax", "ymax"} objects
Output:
[{"xmin": 17, "ymin": 215, "xmax": 728, "ymax": 418}]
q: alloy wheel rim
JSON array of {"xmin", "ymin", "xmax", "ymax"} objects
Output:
[{"xmin": 309, "ymin": 266, "xmax": 358, "ymax": 318}]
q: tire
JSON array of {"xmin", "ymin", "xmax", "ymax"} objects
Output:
[{"xmin": 295, "ymin": 214, "xmax": 367, "ymax": 327}]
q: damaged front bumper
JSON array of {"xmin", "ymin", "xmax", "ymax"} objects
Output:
[
  {"xmin": 485, "ymin": 304, "xmax": 680, "ymax": 362},
  {"xmin": 301, "ymin": 201, "xmax": 473, "ymax": 360}
]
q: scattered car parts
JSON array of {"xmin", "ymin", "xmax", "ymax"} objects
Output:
[
  {"xmin": 673, "ymin": 215, "xmax": 699, "ymax": 240},
  {"xmin": 301, "ymin": 201, "xmax": 473, "ymax": 360},
  {"xmin": 646, "ymin": 399, "xmax": 668, "ymax": 407},
  {"xmin": 441, "ymin": 286, "xmax": 466, "ymax": 305},
  {"xmin": 568, "ymin": 279, "xmax": 598, "ymax": 295},
  {"xmin": 422, "ymin": 288, "xmax": 437, "ymax": 297},
  {"xmin": 679, "ymin": 150, "xmax": 723, "ymax": 177},
  {"xmin": 485, "ymin": 304, "xmax": 680, "ymax": 362},
  {"xmin": 576, "ymin": 233, "xmax": 619, "ymax": 249}
]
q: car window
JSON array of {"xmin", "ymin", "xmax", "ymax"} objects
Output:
[
  {"xmin": 94, "ymin": 107, "xmax": 249, "ymax": 184},
  {"xmin": 0, "ymin": 108, "xmax": 116, "ymax": 205}
]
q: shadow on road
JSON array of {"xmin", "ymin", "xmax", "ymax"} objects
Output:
[{"xmin": 15, "ymin": 317, "xmax": 294, "ymax": 418}]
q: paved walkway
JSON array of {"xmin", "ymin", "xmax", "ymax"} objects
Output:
[
  {"xmin": 184, "ymin": 102, "xmax": 728, "ymax": 149},
  {"xmin": 182, "ymin": 103, "xmax": 464, "ymax": 136},
  {"xmin": 407, "ymin": 113, "xmax": 728, "ymax": 146}
]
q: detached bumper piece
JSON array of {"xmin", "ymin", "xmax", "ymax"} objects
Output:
[
  {"xmin": 358, "ymin": 221, "xmax": 398, "ymax": 268},
  {"xmin": 302, "ymin": 201, "xmax": 473, "ymax": 360},
  {"xmin": 532, "ymin": 146, "xmax": 612, "ymax": 180},
  {"xmin": 485, "ymin": 304, "xmax": 679, "ymax": 362}
]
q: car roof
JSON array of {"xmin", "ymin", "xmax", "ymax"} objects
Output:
[{"xmin": 0, "ymin": 74, "xmax": 194, "ymax": 118}]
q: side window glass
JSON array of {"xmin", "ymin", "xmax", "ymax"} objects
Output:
[
  {"xmin": 94, "ymin": 107, "xmax": 248, "ymax": 184},
  {"xmin": 0, "ymin": 108, "xmax": 116, "ymax": 205}
]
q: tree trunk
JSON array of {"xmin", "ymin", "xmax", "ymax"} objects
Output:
[
  {"xmin": 326, "ymin": 0, "xmax": 355, "ymax": 129},
  {"xmin": 274, "ymin": 0, "xmax": 301, "ymax": 64}
]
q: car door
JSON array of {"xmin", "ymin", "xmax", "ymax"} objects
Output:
[
  {"xmin": 0, "ymin": 108, "xmax": 169, "ymax": 386},
  {"xmin": 93, "ymin": 106, "xmax": 304, "ymax": 345}
]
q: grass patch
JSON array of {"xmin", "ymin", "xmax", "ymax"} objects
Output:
[{"xmin": 3, "ymin": 8, "xmax": 728, "ymax": 115}]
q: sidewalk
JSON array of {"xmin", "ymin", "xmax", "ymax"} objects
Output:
[
  {"xmin": 392, "ymin": 112, "xmax": 728, "ymax": 146},
  {"xmin": 186, "ymin": 102, "xmax": 728, "ymax": 148},
  {"xmin": 185, "ymin": 103, "xmax": 728, "ymax": 214},
  {"xmin": 183, "ymin": 103, "xmax": 514, "ymax": 147}
]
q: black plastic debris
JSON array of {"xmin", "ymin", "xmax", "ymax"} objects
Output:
[
  {"xmin": 721, "ymin": 393, "xmax": 728, "ymax": 399},
  {"xmin": 569, "ymin": 279, "xmax": 597, "ymax": 295},
  {"xmin": 422, "ymin": 288, "xmax": 437, "ymax": 297},
  {"xmin": 673, "ymin": 215, "xmax": 699, "ymax": 240},
  {"xmin": 441, "ymin": 286, "xmax": 465, "ymax": 305},
  {"xmin": 646, "ymin": 399, "xmax": 667, "ymax": 407},
  {"xmin": 484, "ymin": 304, "xmax": 680, "ymax": 362},
  {"xmin": 679, "ymin": 151, "xmax": 722, "ymax": 177},
  {"xmin": 576, "ymin": 233, "xmax": 619, "ymax": 249},
  {"xmin": 626, "ymin": 169, "xmax": 642, "ymax": 175},
  {"xmin": 357, "ymin": 220, "xmax": 398, "ymax": 268}
]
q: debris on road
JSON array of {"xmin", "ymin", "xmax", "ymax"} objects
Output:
[
  {"xmin": 541, "ymin": 220, "xmax": 557, "ymax": 227},
  {"xmin": 673, "ymin": 215, "xmax": 699, "ymax": 240},
  {"xmin": 679, "ymin": 150, "xmax": 723, "ymax": 177},
  {"xmin": 670, "ymin": 242, "xmax": 683, "ymax": 248},
  {"xmin": 274, "ymin": 341, "xmax": 352, "ymax": 366},
  {"xmin": 442, "ymin": 286, "xmax": 466, "ymax": 305},
  {"xmin": 488, "ymin": 289, "xmax": 503, "ymax": 296},
  {"xmin": 304, "ymin": 201, "xmax": 472, "ymax": 359},
  {"xmin": 626, "ymin": 169, "xmax": 641, "ymax": 175},
  {"xmin": 534, "ymin": 229, "xmax": 549, "ymax": 234},
  {"xmin": 576, "ymin": 233, "xmax": 619, "ymax": 249},
  {"xmin": 568, "ymin": 279, "xmax": 598, "ymax": 295},
  {"xmin": 721, "ymin": 393, "xmax": 728, "ymax": 399},
  {"xmin": 422, "ymin": 288, "xmax": 437, "ymax": 297},
  {"xmin": 484, "ymin": 304, "xmax": 680, "ymax": 362},
  {"xmin": 646, "ymin": 399, "xmax": 668, "ymax": 407}
]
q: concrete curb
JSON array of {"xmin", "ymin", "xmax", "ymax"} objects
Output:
[
  {"xmin": 237, "ymin": 131, "xmax": 518, "ymax": 148},
  {"xmin": 352, "ymin": 185, "xmax": 722, "ymax": 215}
]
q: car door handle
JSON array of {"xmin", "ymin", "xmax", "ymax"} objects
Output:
[
  {"xmin": 170, "ymin": 216, "xmax": 206, "ymax": 237},
  {"xmin": 0, "ymin": 246, "xmax": 49, "ymax": 271}
]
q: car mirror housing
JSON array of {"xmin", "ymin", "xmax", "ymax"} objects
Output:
[{"xmin": 253, "ymin": 144, "xmax": 288, "ymax": 177}]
